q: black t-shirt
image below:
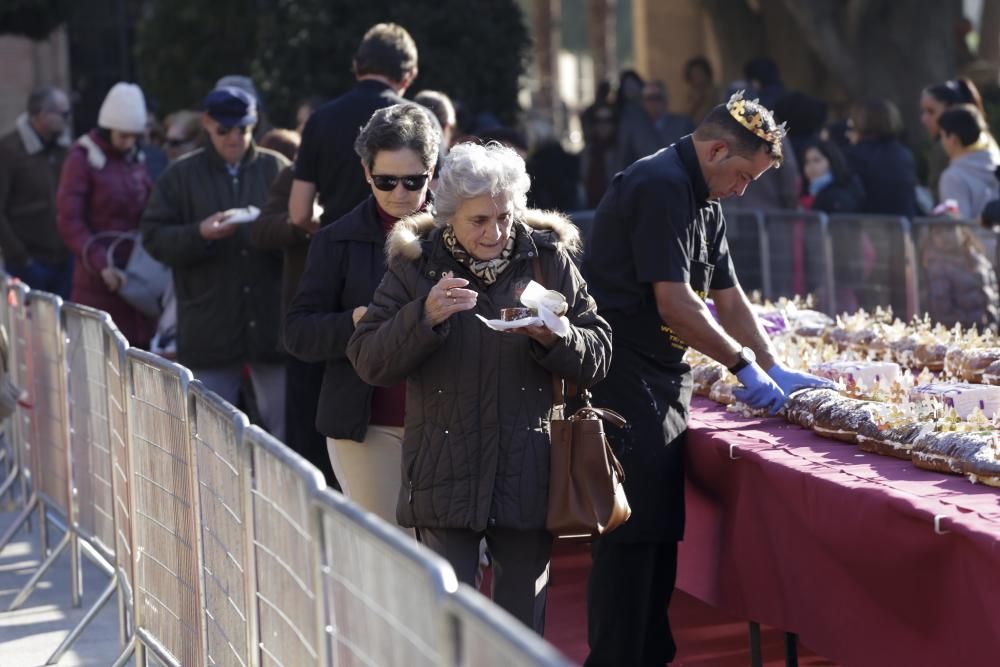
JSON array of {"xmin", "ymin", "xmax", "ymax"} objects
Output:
[
  {"xmin": 295, "ymin": 80, "xmax": 405, "ymax": 226},
  {"xmin": 582, "ymin": 135, "xmax": 737, "ymax": 362}
]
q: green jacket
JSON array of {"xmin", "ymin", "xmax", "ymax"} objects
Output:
[
  {"xmin": 0, "ymin": 114, "xmax": 70, "ymax": 265},
  {"xmin": 141, "ymin": 141, "xmax": 289, "ymax": 368}
]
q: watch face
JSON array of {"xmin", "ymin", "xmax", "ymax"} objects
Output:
[{"xmin": 742, "ymin": 347, "xmax": 756, "ymax": 364}]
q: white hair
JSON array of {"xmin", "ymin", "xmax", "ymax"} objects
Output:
[{"xmin": 433, "ymin": 142, "xmax": 531, "ymax": 226}]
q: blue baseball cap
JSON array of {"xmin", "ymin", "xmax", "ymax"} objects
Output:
[{"xmin": 202, "ymin": 86, "xmax": 258, "ymax": 127}]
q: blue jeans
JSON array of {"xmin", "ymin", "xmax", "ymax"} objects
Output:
[{"xmin": 6, "ymin": 257, "xmax": 74, "ymax": 299}]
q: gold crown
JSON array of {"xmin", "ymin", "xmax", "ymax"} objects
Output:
[{"xmin": 726, "ymin": 90, "xmax": 787, "ymax": 148}]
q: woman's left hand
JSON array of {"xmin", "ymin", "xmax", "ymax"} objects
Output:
[{"xmin": 508, "ymin": 323, "xmax": 558, "ymax": 348}]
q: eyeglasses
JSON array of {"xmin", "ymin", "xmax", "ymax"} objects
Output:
[
  {"xmin": 166, "ymin": 137, "xmax": 194, "ymax": 147},
  {"xmin": 214, "ymin": 124, "xmax": 250, "ymax": 137},
  {"xmin": 370, "ymin": 173, "xmax": 430, "ymax": 192},
  {"xmin": 45, "ymin": 108, "xmax": 71, "ymax": 119}
]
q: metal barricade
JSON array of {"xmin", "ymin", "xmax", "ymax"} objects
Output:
[
  {"xmin": 827, "ymin": 214, "xmax": 917, "ymax": 319},
  {"xmin": 446, "ymin": 584, "xmax": 572, "ymax": 667},
  {"xmin": 112, "ymin": 349, "xmax": 205, "ymax": 667},
  {"xmin": 314, "ymin": 487, "xmax": 458, "ymax": 667},
  {"xmin": 6, "ymin": 291, "xmax": 79, "ymax": 612},
  {"xmin": 910, "ymin": 217, "xmax": 998, "ymax": 326},
  {"xmin": 0, "ymin": 274, "xmax": 24, "ymax": 510},
  {"xmin": 45, "ymin": 305, "xmax": 124, "ymax": 664},
  {"xmin": 0, "ymin": 280, "xmax": 34, "ymax": 556},
  {"xmin": 724, "ymin": 210, "xmax": 771, "ymax": 298},
  {"xmin": 104, "ymin": 320, "xmax": 134, "ymax": 650},
  {"xmin": 760, "ymin": 211, "xmax": 834, "ymax": 312},
  {"xmin": 189, "ymin": 381, "xmax": 254, "ymax": 667},
  {"xmin": 246, "ymin": 424, "xmax": 326, "ymax": 666}
]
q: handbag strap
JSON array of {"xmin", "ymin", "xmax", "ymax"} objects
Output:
[
  {"xmin": 530, "ymin": 255, "xmax": 574, "ymax": 407},
  {"xmin": 81, "ymin": 230, "xmax": 139, "ymax": 274}
]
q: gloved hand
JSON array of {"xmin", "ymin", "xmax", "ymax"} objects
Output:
[
  {"xmin": 734, "ymin": 362, "xmax": 786, "ymax": 415},
  {"xmin": 766, "ymin": 362, "xmax": 836, "ymax": 395}
]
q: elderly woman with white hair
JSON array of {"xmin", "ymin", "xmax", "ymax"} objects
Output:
[{"xmin": 347, "ymin": 142, "xmax": 612, "ymax": 632}]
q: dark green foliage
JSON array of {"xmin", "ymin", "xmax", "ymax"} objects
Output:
[
  {"xmin": 133, "ymin": 0, "xmax": 530, "ymax": 127},
  {"xmin": 0, "ymin": 0, "xmax": 73, "ymax": 39},
  {"xmin": 133, "ymin": 0, "xmax": 261, "ymax": 111}
]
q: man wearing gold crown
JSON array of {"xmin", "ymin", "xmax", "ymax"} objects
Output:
[{"xmin": 581, "ymin": 92, "xmax": 833, "ymax": 665}]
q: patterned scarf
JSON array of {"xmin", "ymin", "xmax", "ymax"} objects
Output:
[{"xmin": 442, "ymin": 224, "xmax": 517, "ymax": 285}]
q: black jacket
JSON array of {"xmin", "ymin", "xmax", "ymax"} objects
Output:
[
  {"xmin": 141, "ymin": 141, "xmax": 289, "ymax": 368},
  {"xmin": 847, "ymin": 138, "xmax": 918, "ymax": 217},
  {"xmin": 284, "ymin": 197, "xmax": 389, "ymax": 439},
  {"xmin": 812, "ymin": 176, "xmax": 865, "ymax": 214}
]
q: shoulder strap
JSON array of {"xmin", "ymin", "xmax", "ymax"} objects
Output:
[{"xmin": 531, "ymin": 256, "xmax": 565, "ymax": 405}]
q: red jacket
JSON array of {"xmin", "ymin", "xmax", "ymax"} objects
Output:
[{"xmin": 57, "ymin": 130, "xmax": 155, "ymax": 346}]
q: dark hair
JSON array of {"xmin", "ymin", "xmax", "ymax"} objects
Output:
[
  {"xmin": 694, "ymin": 103, "xmax": 784, "ymax": 165},
  {"xmin": 26, "ymin": 85, "xmax": 61, "ymax": 115},
  {"xmin": 743, "ymin": 57, "xmax": 780, "ymax": 87},
  {"xmin": 924, "ymin": 77, "xmax": 984, "ymax": 113},
  {"xmin": 259, "ymin": 128, "xmax": 301, "ymax": 161},
  {"xmin": 354, "ymin": 103, "xmax": 439, "ymax": 171},
  {"xmin": 414, "ymin": 90, "xmax": 456, "ymax": 128},
  {"xmin": 803, "ymin": 139, "xmax": 852, "ymax": 185},
  {"xmin": 684, "ymin": 56, "xmax": 713, "ymax": 83},
  {"xmin": 615, "ymin": 69, "xmax": 645, "ymax": 115},
  {"xmin": 773, "ymin": 91, "xmax": 827, "ymax": 138},
  {"xmin": 938, "ymin": 104, "xmax": 987, "ymax": 147},
  {"xmin": 353, "ymin": 23, "xmax": 418, "ymax": 82},
  {"xmin": 850, "ymin": 98, "xmax": 903, "ymax": 140}
]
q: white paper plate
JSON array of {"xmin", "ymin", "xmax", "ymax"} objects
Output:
[{"xmin": 221, "ymin": 205, "xmax": 261, "ymax": 224}]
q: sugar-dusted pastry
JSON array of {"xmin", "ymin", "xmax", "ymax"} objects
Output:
[
  {"xmin": 908, "ymin": 382, "xmax": 1000, "ymax": 419},
  {"xmin": 855, "ymin": 404, "xmax": 927, "ymax": 460},
  {"xmin": 784, "ymin": 388, "xmax": 841, "ymax": 429},
  {"xmin": 692, "ymin": 362, "xmax": 725, "ymax": 397},
  {"xmin": 810, "ymin": 360, "xmax": 900, "ymax": 391},
  {"xmin": 911, "ymin": 429, "xmax": 993, "ymax": 476},
  {"xmin": 811, "ymin": 394, "xmax": 877, "ymax": 443},
  {"xmin": 708, "ymin": 376, "xmax": 738, "ymax": 405}
]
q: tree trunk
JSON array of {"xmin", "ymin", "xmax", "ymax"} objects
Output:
[
  {"xmin": 587, "ymin": 0, "xmax": 616, "ymax": 87},
  {"xmin": 532, "ymin": 0, "xmax": 562, "ymax": 132}
]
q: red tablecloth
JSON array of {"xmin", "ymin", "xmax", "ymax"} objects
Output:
[{"xmin": 677, "ymin": 397, "xmax": 1000, "ymax": 667}]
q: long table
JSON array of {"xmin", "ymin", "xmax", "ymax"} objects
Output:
[{"xmin": 677, "ymin": 397, "xmax": 1000, "ymax": 667}]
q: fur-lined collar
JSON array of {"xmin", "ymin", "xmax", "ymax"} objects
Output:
[
  {"xmin": 15, "ymin": 113, "xmax": 70, "ymax": 155},
  {"xmin": 387, "ymin": 208, "xmax": 581, "ymax": 262}
]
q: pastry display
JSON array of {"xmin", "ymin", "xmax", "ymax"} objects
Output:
[{"xmin": 687, "ymin": 298, "xmax": 1000, "ymax": 490}]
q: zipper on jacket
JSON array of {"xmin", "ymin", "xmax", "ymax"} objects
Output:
[{"xmin": 408, "ymin": 480, "xmax": 414, "ymax": 504}]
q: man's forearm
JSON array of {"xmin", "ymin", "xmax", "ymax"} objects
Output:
[
  {"xmin": 713, "ymin": 287, "xmax": 776, "ymax": 369},
  {"xmin": 288, "ymin": 179, "xmax": 317, "ymax": 228},
  {"xmin": 657, "ymin": 285, "xmax": 742, "ymax": 367}
]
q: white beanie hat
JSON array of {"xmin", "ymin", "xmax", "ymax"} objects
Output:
[{"xmin": 97, "ymin": 82, "xmax": 147, "ymax": 133}]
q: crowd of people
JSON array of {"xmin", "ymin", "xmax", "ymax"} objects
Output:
[{"xmin": 0, "ymin": 18, "xmax": 996, "ymax": 667}]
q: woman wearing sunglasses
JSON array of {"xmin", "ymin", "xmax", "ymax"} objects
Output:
[
  {"xmin": 346, "ymin": 142, "xmax": 611, "ymax": 633},
  {"xmin": 285, "ymin": 103, "xmax": 438, "ymax": 527},
  {"xmin": 56, "ymin": 82, "xmax": 155, "ymax": 347}
]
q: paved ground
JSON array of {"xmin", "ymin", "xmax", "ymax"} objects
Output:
[{"xmin": 0, "ymin": 509, "xmax": 123, "ymax": 666}]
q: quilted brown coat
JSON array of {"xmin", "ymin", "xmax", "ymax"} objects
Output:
[{"xmin": 346, "ymin": 209, "xmax": 612, "ymax": 531}]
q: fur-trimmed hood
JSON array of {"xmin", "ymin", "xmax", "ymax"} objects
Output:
[
  {"xmin": 386, "ymin": 208, "xmax": 581, "ymax": 262},
  {"xmin": 15, "ymin": 112, "xmax": 71, "ymax": 155}
]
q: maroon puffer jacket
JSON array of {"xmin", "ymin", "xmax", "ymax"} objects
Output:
[{"xmin": 57, "ymin": 130, "xmax": 155, "ymax": 346}]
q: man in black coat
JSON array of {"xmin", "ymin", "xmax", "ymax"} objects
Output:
[
  {"xmin": 283, "ymin": 22, "xmax": 418, "ymax": 484},
  {"xmin": 582, "ymin": 94, "xmax": 832, "ymax": 666}
]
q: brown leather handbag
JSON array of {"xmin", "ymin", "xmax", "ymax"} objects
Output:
[
  {"xmin": 545, "ymin": 377, "xmax": 632, "ymax": 539},
  {"xmin": 527, "ymin": 256, "xmax": 631, "ymax": 538}
]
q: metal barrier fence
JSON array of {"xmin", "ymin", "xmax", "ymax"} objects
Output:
[
  {"xmin": 115, "ymin": 349, "xmax": 204, "ymax": 667},
  {"xmin": 446, "ymin": 585, "xmax": 572, "ymax": 667},
  {"xmin": 315, "ymin": 487, "xmax": 457, "ymax": 667},
  {"xmin": 0, "ymin": 280, "xmax": 32, "ymax": 555},
  {"xmin": 6, "ymin": 291, "xmax": 80, "ymax": 613},
  {"xmin": 190, "ymin": 381, "xmax": 254, "ymax": 667},
  {"xmin": 247, "ymin": 424, "xmax": 326, "ymax": 666},
  {"xmin": 0, "ymin": 274, "xmax": 573, "ymax": 667}
]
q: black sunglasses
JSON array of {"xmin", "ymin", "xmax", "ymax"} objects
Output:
[
  {"xmin": 370, "ymin": 173, "xmax": 429, "ymax": 192},
  {"xmin": 166, "ymin": 137, "xmax": 194, "ymax": 147},
  {"xmin": 214, "ymin": 124, "xmax": 250, "ymax": 137}
]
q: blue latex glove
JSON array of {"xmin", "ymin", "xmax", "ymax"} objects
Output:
[
  {"xmin": 734, "ymin": 362, "xmax": 786, "ymax": 415},
  {"xmin": 766, "ymin": 362, "xmax": 837, "ymax": 395}
]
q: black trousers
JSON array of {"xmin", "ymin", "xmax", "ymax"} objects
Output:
[
  {"xmin": 284, "ymin": 355, "xmax": 339, "ymax": 490},
  {"xmin": 585, "ymin": 539, "xmax": 678, "ymax": 667},
  {"xmin": 418, "ymin": 525, "xmax": 552, "ymax": 634}
]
